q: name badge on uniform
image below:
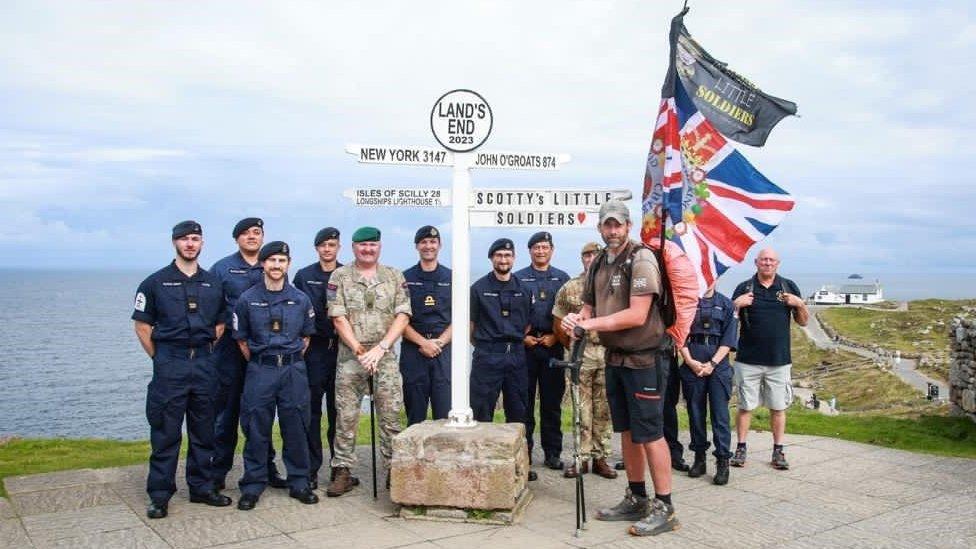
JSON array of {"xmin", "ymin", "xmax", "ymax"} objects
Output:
[
  {"xmin": 424, "ymin": 295, "xmax": 435, "ymax": 307},
  {"xmin": 270, "ymin": 317, "xmax": 282, "ymax": 333},
  {"xmin": 501, "ymin": 310, "xmax": 510, "ymax": 317},
  {"xmin": 187, "ymin": 296, "xmax": 198, "ymax": 313}
]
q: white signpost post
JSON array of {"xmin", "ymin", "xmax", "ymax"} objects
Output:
[{"xmin": 344, "ymin": 90, "xmax": 629, "ymax": 429}]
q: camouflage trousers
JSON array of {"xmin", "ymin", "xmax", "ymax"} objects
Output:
[
  {"xmin": 565, "ymin": 343, "xmax": 612, "ymax": 459},
  {"xmin": 330, "ymin": 344, "xmax": 403, "ymax": 471}
]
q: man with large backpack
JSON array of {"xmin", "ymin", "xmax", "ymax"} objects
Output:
[{"xmin": 561, "ymin": 199, "xmax": 687, "ymax": 537}]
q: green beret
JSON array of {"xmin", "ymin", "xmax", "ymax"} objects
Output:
[{"xmin": 351, "ymin": 226, "xmax": 381, "ymax": 243}]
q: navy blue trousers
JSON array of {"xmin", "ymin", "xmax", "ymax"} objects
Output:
[
  {"xmin": 145, "ymin": 344, "xmax": 218, "ymax": 504},
  {"xmin": 304, "ymin": 336, "xmax": 338, "ymax": 480},
  {"xmin": 680, "ymin": 362, "xmax": 733, "ymax": 459},
  {"xmin": 212, "ymin": 333, "xmax": 278, "ymax": 482},
  {"xmin": 525, "ymin": 344, "xmax": 565, "ymax": 459},
  {"xmin": 663, "ymin": 354, "xmax": 685, "ymax": 460},
  {"xmin": 238, "ymin": 360, "xmax": 312, "ymax": 496},
  {"xmin": 400, "ymin": 342, "xmax": 452, "ymax": 426},
  {"xmin": 470, "ymin": 347, "xmax": 528, "ymax": 424}
]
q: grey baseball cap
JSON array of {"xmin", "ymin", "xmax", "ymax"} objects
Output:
[{"xmin": 598, "ymin": 199, "xmax": 630, "ymax": 225}]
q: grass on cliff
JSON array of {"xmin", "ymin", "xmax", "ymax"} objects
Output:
[
  {"xmin": 790, "ymin": 325, "xmax": 924, "ymax": 411},
  {"xmin": 819, "ymin": 299, "xmax": 976, "ymax": 382}
]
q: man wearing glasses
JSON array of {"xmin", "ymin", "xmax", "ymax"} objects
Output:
[
  {"xmin": 326, "ymin": 226, "xmax": 411, "ymax": 497},
  {"xmin": 730, "ymin": 248, "xmax": 808, "ymax": 471}
]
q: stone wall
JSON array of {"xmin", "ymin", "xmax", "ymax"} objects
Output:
[{"xmin": 949, "ymin": 315, "xmax": 976, "ymax": 422}]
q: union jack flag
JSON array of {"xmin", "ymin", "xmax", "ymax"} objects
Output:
[{"xmin": 642, "ymin": 10, "xmax": 796, "ymax": 294}]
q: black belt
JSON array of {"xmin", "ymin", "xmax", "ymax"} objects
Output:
[
  {"xmin": 688, "ymin": 334, "xmax": 721, "ymax": 345},
  {"xmin": 255, "ymin": 351, "xmax": 304, "ymax": 366},
  {"xmin": 412, "ymin": 323, "xmax": 448, "ymax": 336},
  {"xmin": 155, "ymin": 342, "xmax": 214, "ymax": 360},
  {"xmin": 476, "ymin": 340, "xmax": 523, "ymax": 353}
]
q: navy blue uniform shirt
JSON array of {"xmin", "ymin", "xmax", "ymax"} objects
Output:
[
  {"xmin": 132, "ymin": 262, "xmax": 225, "ymax": 346},
  {"xmin": 514, "ymin": 265, "xmax": 569, "ymax": 335},
  {"xmin": 732, "ymin": 275, "xmax": 801, "ymax": 366},
  {"xmin": 404, "ymin": 263, "xmax": 452, "ymax": 334},
  {"xmin": 293, "ymin": 262, "xmax": 342, "ymax": 339},
  {"xmin": 470, "ymin": 273, "xmax": 531, "ymax": 344},
  {"xmin": 688, "ymin": 292, "xmax": 738, "ymax": 365},
  {"xmin": 211, "ymin": 252, "xmax": 264, "ymax": 326},
  {"xmin": 233, "ymin": 281, "xmax": 316, "ymax": 356}
]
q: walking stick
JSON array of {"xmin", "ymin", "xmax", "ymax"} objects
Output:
[
  {"xmin": 368, "ymin": 373, "xmax": 378, "ymax": 499},
  {"xmin": 549, "ymin": 326, "xmax": 588, "ymax": 537}
]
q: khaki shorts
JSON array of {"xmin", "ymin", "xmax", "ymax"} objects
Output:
[{"xmin": 734, "ymin": 361, "xmax": 793, "ymax": 411}]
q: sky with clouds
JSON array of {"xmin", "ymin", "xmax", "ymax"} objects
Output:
[{"xmin": 1, "ymin": 0, "xmax": 974, "ymax": 282}]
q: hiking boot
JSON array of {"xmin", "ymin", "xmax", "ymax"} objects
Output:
[
  {"xmin": 564, "ymin": 460, "xmax": 588, "ymax": 478},
  {"xmin": 671, "ymin": 455, "xmax": 690, "ymax": 473},
  {"xmin": 628, "ymin": 498, "xmax": 680, "ymax": 536},
  {"xmin": 771, "ymin": 448, "xmax": 790, "ymax": 470},
  {"xmin": 730, "ymin": 446, "xmax": 747, "ymax": 467},
  {"xmin": 688, "ymin": 453, "xmax": 706, "ymax": 478},
  {"xmin": 595, "ymin": 488, "xmax": 649, "ymax": 522},
  {"xmin": 326, "ymin": 467, "xmax": 355, "ymax": 497},
  {"xmin": 592, "ymin": 458, "xmax": 618, "ymax": 479},
  {"xmin": 714, "ymin": 458, "xmax": 730, "ymax": 485}
]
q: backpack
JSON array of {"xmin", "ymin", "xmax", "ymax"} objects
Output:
[{"xmin": 589, "ymin": 239, "xmax": 699, "ymax": 348}]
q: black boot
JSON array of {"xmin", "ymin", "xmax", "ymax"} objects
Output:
[
  {"xmin": 714, "ymin": 458, "xmax": 730, "ymax": 485},
  {"xmin": 688, "ymin": 453, "xmax": 707, "ymax": 478}
]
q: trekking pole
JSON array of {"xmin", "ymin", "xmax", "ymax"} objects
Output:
[
  {"xmin": 368, "ymin": 373, "xmax": 378, "ymax": 499},
  {"xmin": 550, "ymin": 326, "xmax": 588, "ymax": 537}
]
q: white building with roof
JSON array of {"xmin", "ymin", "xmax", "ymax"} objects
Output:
[{"xmin": 811, "ymin": 281, "xmax": 883, "ymax": 305}]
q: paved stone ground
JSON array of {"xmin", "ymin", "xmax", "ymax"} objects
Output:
[{"xmin": 2, "ymin": 432, "xmax": 975, "ymax": 548}]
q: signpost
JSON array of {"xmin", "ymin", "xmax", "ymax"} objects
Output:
[{"xmin": 344, "ymin": 90, "xmax": 627, "ymax": 428}]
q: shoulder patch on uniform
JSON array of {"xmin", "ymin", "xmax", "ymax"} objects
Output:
[
  {"xmin": 633, "ymin": 277, "xmax": 647, "ymax": 289},
  {"xmin": 134, "ymin": 292, "xmax": 146, "ymax": 312},
  {"xmin": 232, "ymin": 312, "xmax": 239, "ymax": 331},
  {"xmin": 308, "ymin": 307, "xmax": 315, "ymax": 318}
]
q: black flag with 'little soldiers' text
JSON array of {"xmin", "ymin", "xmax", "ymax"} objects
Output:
[{"xmin": 662, "ymin": 9, "xmax": 797, "ymax": 146}]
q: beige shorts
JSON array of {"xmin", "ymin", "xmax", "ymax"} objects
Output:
[{"xmin": 734, "ymin": 361, "xmax": 793, "ymax": 411}]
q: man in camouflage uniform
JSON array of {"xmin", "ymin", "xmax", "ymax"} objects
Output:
[
  {"xmin": 552, "ymin": 242, "xmax": 617, "ymax": 480},
  {"xmin": 326, "ymin": 226, "xmax": 411, "ymax": 497}
]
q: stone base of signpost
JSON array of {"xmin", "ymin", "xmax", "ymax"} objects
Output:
[{"xmin": 390, "ymin": 420, "xmax": 531, "ymax": 525}]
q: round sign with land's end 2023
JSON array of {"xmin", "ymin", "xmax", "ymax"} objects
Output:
[{"xmin": 430, "ymin": 89, "xmax": 493, "ymax": 153}]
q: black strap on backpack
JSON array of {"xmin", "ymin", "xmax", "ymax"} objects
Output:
[{"xmin": 586, "ymin": 239, "xmax": 676, "ymax": 329}]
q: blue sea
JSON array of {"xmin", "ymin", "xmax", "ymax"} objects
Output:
[{"xmin": 0, "ymin": 269, "xmax": 972, "ymax": 440}]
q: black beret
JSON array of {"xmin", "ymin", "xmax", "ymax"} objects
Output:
[
  {"xmin": 172, "ymin": 220, "xmax": 202, "ymax": 239},
  {"xmin": 232, "ymin": 217, "xmax": 264, "ymax": 239},
  {"xmin": 489, "ymin": 238, "xmax": 515, "ymax": 257},
  {"xmin": 314, "ymin": 227, "xmax": 340, "ymax": 246},
  {"xmin": 258, "ymin": 241, "xmax": 290, "ymax": 262},
  {"xmin": 414, "ymin": 225, "xmax": 440, "ymax": 244},
  {"xmin": 528, "ymin": 231, "xmax": 553, "ymax": 248}
]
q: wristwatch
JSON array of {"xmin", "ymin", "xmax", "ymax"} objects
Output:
[
  {"xmin": 706, "ymin": 359, "xmax": 715, "ymax": 367},
  {"xmin": 379, "ymin": 341, "xmax": 391, "ymax": 352}
]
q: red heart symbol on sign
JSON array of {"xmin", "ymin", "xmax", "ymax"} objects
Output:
[{"xmin": 577, "ymin": 212, "xmax": 586, "ymax": 223}]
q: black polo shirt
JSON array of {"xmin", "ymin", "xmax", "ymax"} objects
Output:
[{"xmin": 732, "ymin": 274, "xmax": 801, "ymax": 366}]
